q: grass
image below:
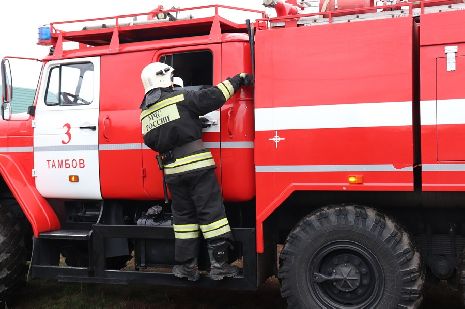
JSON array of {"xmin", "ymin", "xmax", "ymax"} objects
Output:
[
  {"xmin": 6, "ymin": 277, "xmax": 464, "ymax": 308},
  {"xmin": 9, "ymin": 277, "xmax": 286, "ymax": 309}
]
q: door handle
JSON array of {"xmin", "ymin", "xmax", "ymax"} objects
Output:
[
  {"xmin": 103, "ymin": 116, "xmax": 110, "ymax": 140},
  {"xmin": 79, "ymin": 125, "xmax": 96, "ymax": 131},
  {"xmin": 227, "ymin": 107, "xmax": 234, "ymax": 138}
]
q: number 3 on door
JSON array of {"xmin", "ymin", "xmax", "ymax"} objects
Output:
[{"xmin": 62, "ymin": 123, "xmax": 71, "ymax": 144}]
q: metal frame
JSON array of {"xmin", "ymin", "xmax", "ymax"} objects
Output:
[
  {"xmin": 42, "ymin": 4, "xmax": 267, "ymax": 58},
  {"xmin": 30, "ymin": 225, "xmax": 258, "ymax": 290}
]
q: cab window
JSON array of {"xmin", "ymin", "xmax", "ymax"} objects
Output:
[
  {"xmin": 45, "ymin": 62, "xmax": 94, "ymax": 106},
  {"xmin": 160, "ymin": 51, "xmax": 212, "ymax": 87}
]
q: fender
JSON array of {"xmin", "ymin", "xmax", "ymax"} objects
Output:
[
  {"xmin": 0, "ymin": 154, "xmax": 60, "ymax": 236},
  {"xmin": 256, "ymin": 183, "xmax": 297, "ymax": 253},
  {"xmin": 255, "ymin": 179, "xmax": 413, "ymax": 252}
]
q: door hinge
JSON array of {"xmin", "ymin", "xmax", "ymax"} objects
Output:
[
  {"xmin": 32, "ymin": 169, "xmax": 37, "ymax": 177},
  {"xmin": 445, "ymin": 45, "xmax": 458, "ymax": 72},
  {"xmin": 31, "ymin": 120, "xmax": 37, "ymax": 128}
]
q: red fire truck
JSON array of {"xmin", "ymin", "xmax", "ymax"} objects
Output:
[{"xmin": 3, "ymin": 0, "xmax": 465, "ymax": 307}]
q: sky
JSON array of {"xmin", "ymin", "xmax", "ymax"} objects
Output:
[
  {"xmin": 0, "ymin": 0, "xmax": 271, "ymax": 88},
  {"xmin": 0, "ymin": 0, "xmax": 274, "ymax": 88}
]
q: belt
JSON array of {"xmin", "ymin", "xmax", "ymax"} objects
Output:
[
  {"xmin": 159, "ymin": 139, "xmax": 205, "ymax": 166},
  {"xmin": 171, "ymin": 139, "xmax": 205, "ymax": 159}
]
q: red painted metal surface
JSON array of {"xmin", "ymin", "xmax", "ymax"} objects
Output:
[
  {"xmin": 99, "ymin": 50, "xmax": 152, "ymax": 199},
  {"xmin": 420, "ymin": 10, "xmax": 465, "ymax": 191},
  {"xmin": 220, "ymin": 41, "xmax": 255, "ymax": 201},
  {"xmin": 0, "ymin": 154, "xmax": 61, "ymax": 236},
  {"xmin": 254, "ymin": 16, "xmax": 413, "ymax": 251},
  {"xmin": 319, "ymin": 0, "xmax": 374, "ymax": 13},
  {"xmin": 272, "ymin": 1, "xmax": 301, "ymax": 16},
  {"xmin": 0, "ymin": 119, "xmax": 60, "ymax": 236}
]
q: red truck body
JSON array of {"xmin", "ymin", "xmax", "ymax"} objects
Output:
[{"xmin": 2, "ymin": 1, "xmax": 465, "ymax": 307}]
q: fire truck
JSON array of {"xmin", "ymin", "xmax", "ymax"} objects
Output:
[{"xmin": 4, "ymin": 0, "xmax": 465, "ymax": 307}]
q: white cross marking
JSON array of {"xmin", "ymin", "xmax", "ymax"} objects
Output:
[{"xmin": 269, "ymin": 130, "xmax": 285, "ymax": 149}]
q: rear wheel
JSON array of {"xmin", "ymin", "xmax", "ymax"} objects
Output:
[
  {"xmin": 458, "ymin": 248, "xmax": 465, "ymax": 306},
  {"xmin": 279, "ymin": 205, "xmax": 424, "ymax": 309},
  {"xmin": 0, "ymin": 205, "xmax": 28, "ymax": 302}
]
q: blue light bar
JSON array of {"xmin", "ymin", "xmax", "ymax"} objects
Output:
[{"xmin": 38, "ymin": 26, "xmax": 51, "ymax": 41}]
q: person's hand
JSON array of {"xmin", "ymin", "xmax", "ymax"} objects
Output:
[
  {"xmin": 199, "ymin": 117, "xmax": 210, "ymax": 128},
  {"xmin": 239, "ymin": 73, "xmax": 254, "ymax": 86}
]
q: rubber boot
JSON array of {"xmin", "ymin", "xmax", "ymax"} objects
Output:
[
  {"xmin": 172, "ymin": 258, "xmax": 200, "ymax": 281},
  {"xmin": 207, "ymin": 239, "xmax": 239, "ymax": 280}
]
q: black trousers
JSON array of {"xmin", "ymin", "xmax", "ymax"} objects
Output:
[{"xmin": 166, "ymin": 168, "xmax": 232, "ymax": 263}]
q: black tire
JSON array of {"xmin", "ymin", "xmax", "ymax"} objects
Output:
[
  {"xmin": 278, "ymin": 205, "xmax": 424, "ymax": 309},
  {"xmin": 459, "ymin": 248, "xmax": 465, "ymax": 306},
  {"xmin": 0, "ymin": 205, "xmax": 28, "ymax": 302}
]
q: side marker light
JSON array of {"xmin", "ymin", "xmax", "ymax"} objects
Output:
[
  {"xmin": 348, "ymin": 175, "xmax": 363, "ymax": 184},
  {"xmin": 69, "ymin": 175, "xmax": 80, "ymax": 183}
]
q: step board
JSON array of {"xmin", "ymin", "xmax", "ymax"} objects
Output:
[
  {"xmin": 31, "ymin": 266, "xmax": 250, "ymax": 289},
  {"xmin": 39, "ymin": 229, "xmax": 91, "ymax": 240}
]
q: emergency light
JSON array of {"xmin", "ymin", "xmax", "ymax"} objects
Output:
[{"xmin": 38, "ymin": 25, "xmax": 52, "ymax": 45}]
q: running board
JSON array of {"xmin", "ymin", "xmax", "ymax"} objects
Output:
[
  {"xmin": 31, "ymin": 229, "xmax": 93, "ymax": 275},
  {"xmin": 30, "ymin": 225, "xmax": 258, "ymax": 290},
  {"xmin": 39, "ymin": 229, "xmax": 91, "ymax": 240},
  {"xmin": 30, "ymin": 266, "xmax": 252, "ymax": 289}
]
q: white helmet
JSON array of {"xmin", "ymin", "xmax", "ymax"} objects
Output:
[
  {"xmin": 141, "ymin": 62, "xmax": 174, "ymax": 93},
  {"xmin": 173, "ymin": 76, "xmax": 184, "ymax": 88}
]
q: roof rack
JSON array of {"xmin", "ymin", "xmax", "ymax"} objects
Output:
[
  {"xmin": 256, "ymin": 0, "xmax": 464, "ymax": 28},
  {"xmin": 39, "ymin": 5, "xmax": 267, "ymax": 58}
]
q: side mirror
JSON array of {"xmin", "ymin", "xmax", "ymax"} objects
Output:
[
  {"xmin": 2, "ymin": 103, "xmax": 11, "ymax": 120},
  {"xmin": 1, "ymin": 59, "xmax": 12, "ymax": 104},
  {"xmin": 1, "ymin": 59, "xmax": 13, "ymax": 120}
]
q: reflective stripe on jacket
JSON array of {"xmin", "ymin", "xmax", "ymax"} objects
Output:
[{"xmin": 163, "ymin": 151, "xmax": 216, "ymax": 175}]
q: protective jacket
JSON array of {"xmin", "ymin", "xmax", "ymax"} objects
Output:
[{"xmin": 140, "ymin": 76, "xmax": 240, "ymax": 153}]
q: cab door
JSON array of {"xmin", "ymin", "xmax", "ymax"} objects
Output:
[{"xmin": 34, "ymin": 57, "xmax": 101, "ymax": 199}]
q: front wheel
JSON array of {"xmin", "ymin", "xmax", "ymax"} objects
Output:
[
  {"xmin": 0, "ymin": 205, "xmax": 28, "ymax": 302},
  {"xmin": 279, "ymin": 205, "xmax": 424, "ymax": 309}
]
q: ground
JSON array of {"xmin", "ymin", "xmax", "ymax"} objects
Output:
[{"xmin": 7, "ymin": 278, "xmax": 463, "ymax": 308}]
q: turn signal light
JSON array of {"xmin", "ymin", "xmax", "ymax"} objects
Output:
[
  {"xmin": 69, "ymin": 175, "xmax": 80, "ymax": 183},
  {"xmin": 348, "ymin": 175, "xmax": 363, "ymax": 184}
]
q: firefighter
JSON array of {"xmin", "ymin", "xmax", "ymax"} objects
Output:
[{"xmin": 140, "ymin": 62, "xmax": 253, "ymax": 281}]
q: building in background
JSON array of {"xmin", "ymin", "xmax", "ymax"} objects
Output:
[{"xmin": 1, "ymin": 86, "xmax": 35, "ymax": 114}]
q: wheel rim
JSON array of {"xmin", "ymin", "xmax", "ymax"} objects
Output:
[{"xmin": 309, "ymin": 240, "xmax": 384, "ymax": 308}]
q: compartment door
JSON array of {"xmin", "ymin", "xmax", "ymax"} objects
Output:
[{"xmin": 437, "ymin": 54, "xmax": 465, "ymax": 161}]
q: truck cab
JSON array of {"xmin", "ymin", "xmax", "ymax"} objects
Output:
[{"xmin": 0, "ymin": 4, "xmax": 263, "ymax": 298}]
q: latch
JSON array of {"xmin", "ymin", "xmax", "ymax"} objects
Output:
[
  {"xmin": 32, "ymin": 169, "xmax": 37, "ymax": 177},
  {"xmin": 445, "ymin": 46, "xmax": 458, "ymax": 72},
  {"xmin": 200, "ymin": 116, "xmax": 218, "ymax": 128}
]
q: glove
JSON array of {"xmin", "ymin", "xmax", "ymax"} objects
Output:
[
  {"xmin": 199, "ymin": 117, "xmax": 210, "ymax": 128},
  {"xmin": 226, "ymin": 73, "xmax": 253, "ymax": 92},
  {"xmin": 239, "ymin": 73, "xmax": 254, "ymax": 86}
]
